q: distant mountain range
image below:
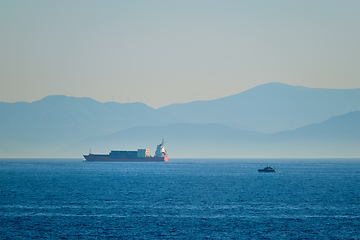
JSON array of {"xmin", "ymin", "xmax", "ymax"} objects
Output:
[
  {"xmin": 60, "ymin": 111, "xmax": 360, "ymax": 158},
  {"xmin": 159, "ymin": 82, "xmax": 360, "ymax": 133},
  {"xmin": 1, "ymin": 83, "xmax": 359, "ymax": 158}
]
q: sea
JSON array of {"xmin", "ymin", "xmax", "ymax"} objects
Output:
[{"xmin": 0, "ymin": 158, "xmax": 359, "ymax": 239}]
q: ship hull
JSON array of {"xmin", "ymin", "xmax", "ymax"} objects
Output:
[
  {"xmin": 258, "ymin": 169, "xmax": 276, "ymax": 172},
  {"xmin": 83, "ymin": 154, "xmax": 169, "ymax": 162}
]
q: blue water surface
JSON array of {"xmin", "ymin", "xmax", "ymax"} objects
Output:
[{"xmin": 0, "ymin": 158, "xmax": 359, "ymax": 239}]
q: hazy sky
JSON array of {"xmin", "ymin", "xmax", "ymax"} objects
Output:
[{"xmin": 1, "ymin": 0, "xmax": 359, "ymax": 108}]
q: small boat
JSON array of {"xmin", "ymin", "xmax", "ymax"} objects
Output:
[{"xmin": 258, "ymin": 166, "xmax": 276, "ymax": 172}]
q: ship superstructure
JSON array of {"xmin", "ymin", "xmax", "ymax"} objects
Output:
[{"xmin": 155, "ymin": 139, "xmax": 167, "ymax": 157}]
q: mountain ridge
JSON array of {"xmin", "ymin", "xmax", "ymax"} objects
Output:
[
  {"xmin": 159, "ymin": 82, "xmax": 360, "ymax": 133},
  {"xmin": 1, "ymin": 82, "xmax": 359, "ymax": 157},
  {"xmin": 59, "ymin": 111, "xmax": 360, "ymax": 158}
]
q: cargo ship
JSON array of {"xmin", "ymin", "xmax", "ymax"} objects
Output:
[{"xmin": 83, "ymin": 140, "xmax": 169, "ymax": 162}]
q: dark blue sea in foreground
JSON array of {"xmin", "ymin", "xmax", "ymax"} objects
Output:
[{"xmin": 1, "ymin": 158, "xmax": 359, "ymax": 239}]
